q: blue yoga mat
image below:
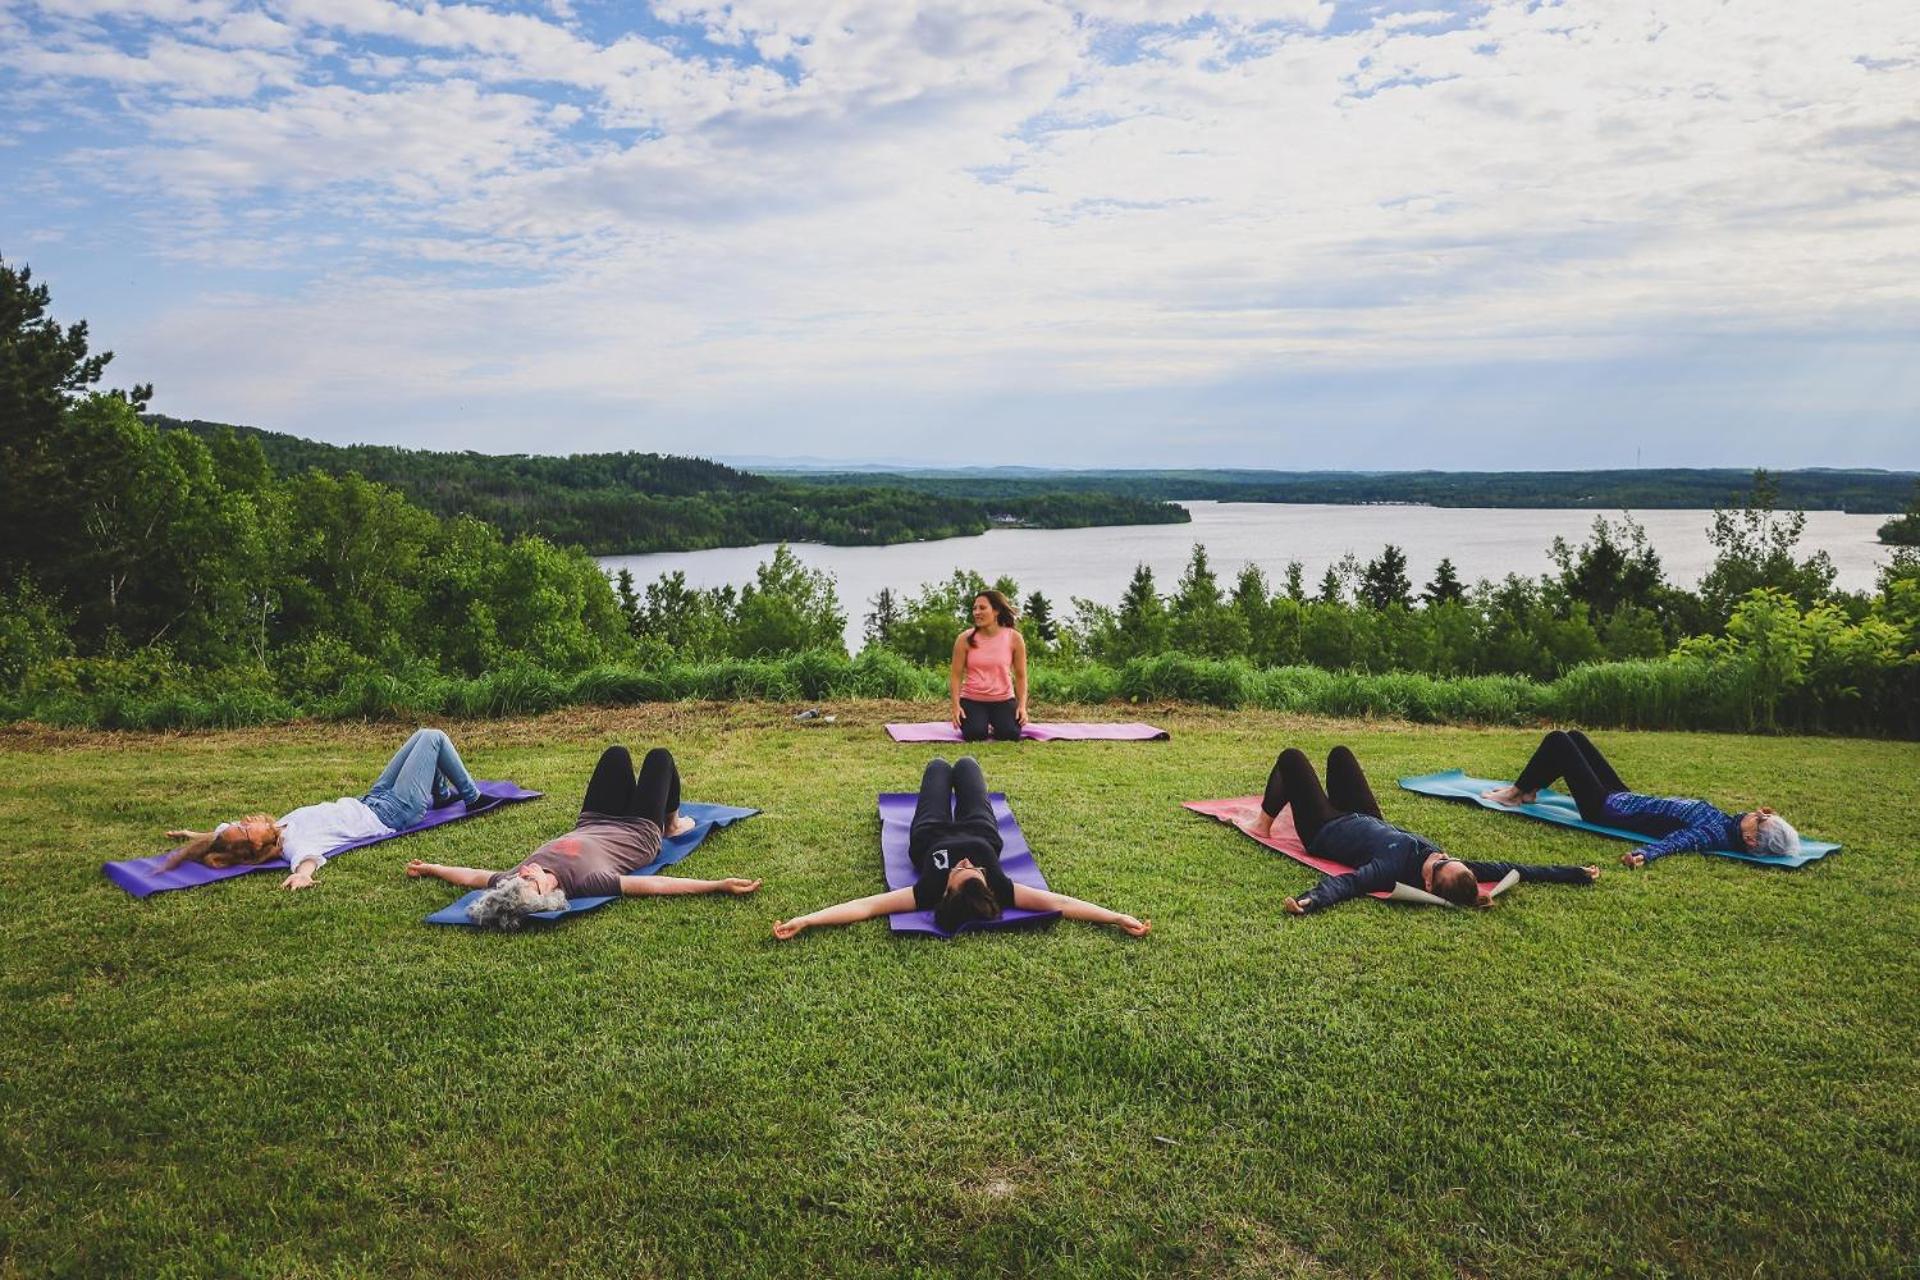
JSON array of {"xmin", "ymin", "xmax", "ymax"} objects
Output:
[
  {"xmin": 424, "ymin": 801, "xmax": 759, "ymax": 926},
  {"xmin": 1397, "ymin": 770, "xmax": 1839, "ymax": 868}
]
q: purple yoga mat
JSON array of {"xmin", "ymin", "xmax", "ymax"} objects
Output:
[
  {"xmin": 103, "ymin": 780, "xmax": 543, "ymax": 898},
  {"xmin": 884, "ymin": 721, "xmax": 1169, "ymax": 743},
  {"xmin": 879, "ymin": 790, "xmax": 1059, "ymax": 937}
]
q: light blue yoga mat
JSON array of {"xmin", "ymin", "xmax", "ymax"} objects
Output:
[
  {"xmin": 1397, "ymin": 770, "xmax": 1838, "ymax": 868},
  {"xmin": 425, "ymin": 801, "xmax": 759, "ymax": 926}
]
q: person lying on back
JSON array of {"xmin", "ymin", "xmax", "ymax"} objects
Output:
[
  {"xmin": 772, "ymin": 756, "xmax": 1149, "ymax": 939},
  {"xmin": 1241, "ymin": 746, "xmax": 1599, "ymax": 915},
  {"xmin": 1482, "ymin": 729, "xmax": 1800, "ymax": 868}
]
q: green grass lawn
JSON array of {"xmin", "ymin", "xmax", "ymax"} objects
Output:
[{"xmin": 3, "ymin": 703, "xmax": 1916, "ymax": 1278}]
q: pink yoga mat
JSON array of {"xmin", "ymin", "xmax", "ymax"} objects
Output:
[
  {"xmin": 885, "ymin": 722, "xmax": 1169, "ymax": 743},
  {"xmin": 1184, "ymin": 797, "xmax": 1507, "ymax": 901}
]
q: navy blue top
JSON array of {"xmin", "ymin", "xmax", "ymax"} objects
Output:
[
  {"xmin": 1298, "ymin": 812, "xmax": 1593, "ymax": 912},
  {"xmin": 1601, "ymin": 791, "xmax": 1744, "ymax": 862}
]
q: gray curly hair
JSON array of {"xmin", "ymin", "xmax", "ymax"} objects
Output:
[
  {"xmin": 1752, "ymin": 814, "xmax": 1801, "ymax": 859},
  {"xmin": 465, "ymin": 874, "xmax": 569, "ymax": 930}
]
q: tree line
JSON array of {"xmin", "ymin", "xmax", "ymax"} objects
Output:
[
  {"xmin": 149, "ymin": 417, "xmax": 1189, "ymax": 554},
  {"xmin": 781, "ymin": 465, "xmax": 1920, "ymax": 514}
]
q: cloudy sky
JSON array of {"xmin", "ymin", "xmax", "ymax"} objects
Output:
[{"xmin": 4, "ymin": 0, "xmax": 1917, "ymax": 467}]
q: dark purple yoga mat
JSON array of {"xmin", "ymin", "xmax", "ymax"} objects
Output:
[
  {"xmin": 884, "ymin": 721, "xmax": 1169, "ymax": 743},
  {"xmin": 103, "ymin": 780, "xmax": 543, "ymax": 898},
  {"xmin": 879, "ymin": 790, "xmax": 1058, "ymax": 937}
]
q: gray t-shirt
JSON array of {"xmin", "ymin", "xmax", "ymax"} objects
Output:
[{"xmin": 490, "ymin": 811, "xmax": 662, "ymax": 899}]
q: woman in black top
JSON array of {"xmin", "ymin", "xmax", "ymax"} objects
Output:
[
  {"xmin": 1241, "ymin": 746, "xmax": 1600, "ymax": 914},
  {"xmin": 772, "ymin": 756, "xmax": 1150, "ymax": 939}
]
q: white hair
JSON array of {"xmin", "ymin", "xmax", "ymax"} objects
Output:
[
  {"xmin": 1753, "ymin": 814, "xmax": 1801, "ymax": 859},
  {"xmin": 465, "ymin": 874, "xmax": 568, "ymax": 930}
]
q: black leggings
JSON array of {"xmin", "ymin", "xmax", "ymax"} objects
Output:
[
  {"xmin": 959, "ymin": 697, "xmax": 1020, "ymax": 742},
  {"xmin": 1260, "ymin": 746, "xmax": 1384, "ymax": 847},
  {"xmin": 909, "ymin": 756, "xmax": 998, "ymax": 861},
  {"xmin": 581, "ymin": 745, "xmax": 681, "ymax": 828},
  {"xmin": 1513, "ymin": 730, "xmax": 1626, "ymax": 822}
]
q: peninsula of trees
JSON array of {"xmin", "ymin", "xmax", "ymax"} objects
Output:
[
  {"xmin": 147, "ymin": 418, "xmax": 1190, "ymax": 555},
  {"xmin": 775, "ymin": 466, "xmax": 1920, "ymax": 513}
]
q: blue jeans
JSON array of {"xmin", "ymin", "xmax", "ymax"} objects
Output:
[{"xmin": 361, "ymin": 729, "xmax": 481, "ymax": 830}]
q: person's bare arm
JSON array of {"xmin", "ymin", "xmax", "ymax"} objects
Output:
[
  {"xmin": 1010, "ymin": 883, "xmax": 1150, "ymax": 936},
  {"xmin": 773, "ymin": 887, "xmax": 917, "ymax": 939},
  {"xmin": 405, "ymin": 860, "xmax": 496, "ymax": 888},
  {"xmin": 949, "ymin": 635, "xmax": 969, "ymax": 726},
  {"xmin": 1012, "ymin": 630, "xmax": 1030, "ymax": 725},
  {"xmin": 621, "ymin": 875, "xmax": 761, "ymax": 897}
]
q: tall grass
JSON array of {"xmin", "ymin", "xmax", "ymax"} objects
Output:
[{"xmin": 3, "ymin": 650, "xmax": 1912, "ymax": 737}]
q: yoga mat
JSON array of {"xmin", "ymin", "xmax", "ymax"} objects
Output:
[
  {"xmin": 884, "ymin": 721, "xmax": 1169, "ymax": 743},
  {"xmin": 879, "ymin": 791, "xmax": 1059, "ymax": 937},
  {"xmin": 1184, "ymin": 797, "xmax": 1516, "ymax": 904},
  {"xmin": 104, "ymin": 780, "xmax": 543, "ymax": 898},
  {"xmin": 1397, "ymin": 770, "xmax": 1839, "ymax": 868},
  {"xmin": 424, "ymin": 801, "xmax": 759, "ymax": 926}
]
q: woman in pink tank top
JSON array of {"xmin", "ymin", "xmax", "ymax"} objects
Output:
[{"xmin": 949, "ymin": 590, "xmax": 1029, "ymax": 741}]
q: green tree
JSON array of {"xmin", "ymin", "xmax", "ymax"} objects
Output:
[
  {"xmin": 1110, "ymin": 563, "xmax": 1169, "ymax": 661},
  {"xmin": 1549, "ymin": 514, "xmax": 1665, "ymax": 624},
  {"xmin": 1876, "ymin": 480, "xmax": 1920, "ymax": 547},
  {"xmin": 732, "ymin": 544, "xmax": 847, "ymax": 658},
  {"xmin": 1169, "ymin": 545, "xmax": 1249, "ymax": 658},
  {"xmin": 1283, "ymin": 560, "xmax": 1307, "ymax": 603},
  {"xmin": 864, "ymin": 587, "xmax": 901, "ymax": 651},
  {"xmin": 1700, "ymin": 470, "xmax": 1837, "ymax": 622},
  {"xmin": 1422, "ymin": 558, "xmax": 1465, "ymax": 607},
  {"xmin": 1358, "ymin": 544, "xmax": 1413, "ymax": 611},
  {"xmin": 1022, "ymin": 591, "xmax": 1058, "ymax": 644}
]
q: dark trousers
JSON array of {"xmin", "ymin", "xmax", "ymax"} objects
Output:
[
  {"xmin": 1261, "ymin": 746, "xmax": 1385, "ymax": 847},
  {"xmin": 959, "ymin": 697, "xmax": 1021, "ymax": 742},
  {"xmin": 581, "ymin": 745, "xmax": 681, "ymax": 828},
  {"xmin": 908, "ymin": 756, "xmax": 1000, "ymax": 862},
  {"xmin": 1513, "ymin": 730, "xmax": 1626, "ymax": 822}
]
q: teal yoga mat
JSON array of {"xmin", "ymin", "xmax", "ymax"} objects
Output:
[
  {"xmin": 1397, "ymin": 770, "xmax": 1838, "ymax": 868},
  {"xmin": 424, "ymin": 801, "xmax": 758, "ymax": 926}
]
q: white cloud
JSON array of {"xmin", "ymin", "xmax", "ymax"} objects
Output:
[{"xmin": 5, "ymin": 0, "xmax": 1919, "ymax": 459}]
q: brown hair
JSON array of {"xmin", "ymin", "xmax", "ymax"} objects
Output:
[
  {"xmin": 1431, "ymin": 860, "xmax": 1481, "ymax": 907},
  {"xmin": 207, "ymin": 815, "xmax": 284, "ymax": 868},
  {"xmin": 965, "ymin": 590, "xmax": 1018, "ymax": 648},
  {"xmin": 933, "ymin": 876, "xmax": 1004, "ymax": 933}
]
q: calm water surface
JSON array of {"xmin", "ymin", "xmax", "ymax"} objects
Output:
[{"xmin": 601, "ymin": 502, "xmax": 1895, "ymax": 651}]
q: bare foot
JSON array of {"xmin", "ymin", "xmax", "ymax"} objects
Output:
[
  {"xmin": 1235, "ymin": 809, "xmax": 1275, "ymax": 838},
  {"xmin": 666, "ymin": 815, "xmax": 696, "ymax": 838},
  {"xmin": 1483, "ymin": 785, "xmax": 1536, "ymax": 807},
  {"xmin": 1583, "ymin": 865, "xmax": 1602, "ymax": 882},
  {"xmin": 1621, "ymin": 851, "xmax": 1645, "ymax": 869}
]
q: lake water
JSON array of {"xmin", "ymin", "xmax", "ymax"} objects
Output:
[{"xmin": 601, "ymin": 502, "xmax": 1897, "ymax": 651}]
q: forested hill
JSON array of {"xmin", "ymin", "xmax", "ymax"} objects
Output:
[
  {"xmin": 775, "ymin": 466, "xmax": 1919, "ymax": 512},
  {"xmin": 147, "ymin": 417, "xmax": 1190, "ymax": 555}
]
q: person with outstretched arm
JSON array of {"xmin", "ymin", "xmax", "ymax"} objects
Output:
[
  {"xmin": 408, "ymin": 745, "xmax": 760, "ymax": 928},
  {"xmin": 772, "ymin": 756, "xmax": 1149, "ymax": 939},
  {"xmin": 1482, "ymin": 729, "xmax": 1800, "ymax": 868},
  {"xmin": 1240, "ymin": 746, "xmax": 1599, "ymax": 914},
  {"xmin": 160, "ymin": 727, "xmax": 484, "ymax": 890}
]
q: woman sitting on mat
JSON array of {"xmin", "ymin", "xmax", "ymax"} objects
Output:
[
  {"xmin": 408, "ymin": 745, "xmax": 760, "ymax": 929},
  {"xmin": 1482, "ymin": 729, "xmax": 1800, "ymax": 868},
  {"xmin": 949, "ymin": 590, "xmax": 1029, "ymax": 742},
  {"xmin": 1242, "ymin": 746, "xmax": 1599, "ymax": 914},
  {"xmin": 161, "ymin": 727, "xmax": 484, "ymax": 891},
  {"xmin": 771, "ymin": 756, "xmax": 1149, "ymax": 939}
]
